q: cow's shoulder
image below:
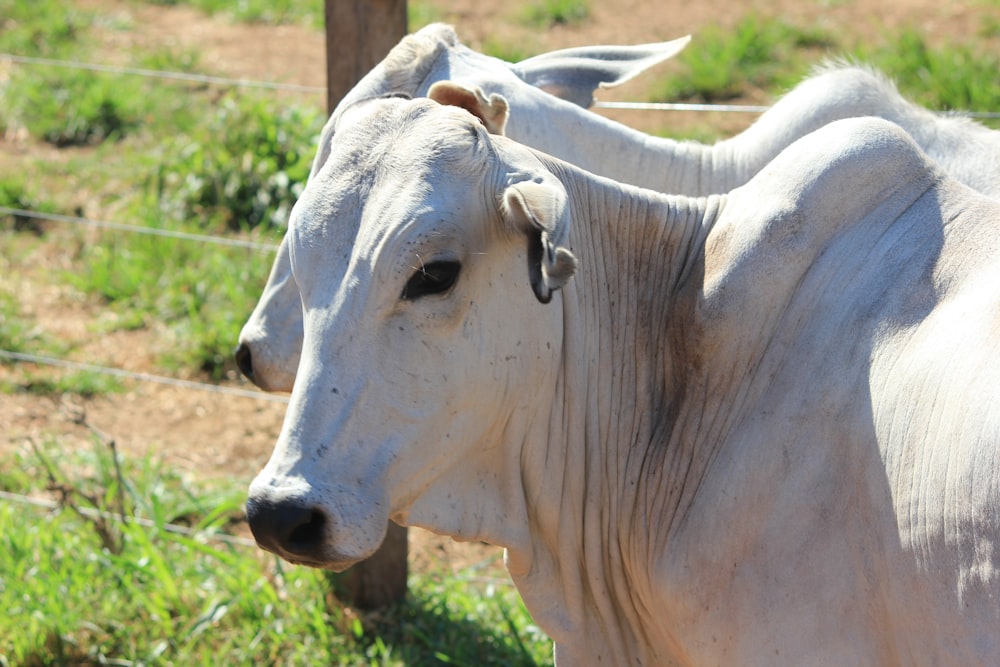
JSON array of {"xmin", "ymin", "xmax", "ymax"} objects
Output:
[{"xmin": 700, "ymin": 118, "xmax": 939, "ymax": 320}]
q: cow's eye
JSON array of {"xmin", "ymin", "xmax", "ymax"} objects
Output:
[{"xmin": 401, "ymin": 260, "xmax": 461, "ymax": 300}]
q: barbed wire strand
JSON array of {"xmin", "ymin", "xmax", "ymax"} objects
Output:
[
  {"xmin": 0, "ymin": 349, "xmax": 289, "ymax": 404},
  {"xmin": 594, "ymin": 100, "xmax": 771, "ymax": 113},
  {"xmin": 1, "ymin": 207, "xmax": 281, "ymax": 251},
  {"xmin": 0, "ymin": 488, "xmax": 516, "ymax": 585},
  {"xmin": 5, "ymin": 52, "xmax": 1000, "ymax": 118},
  {"xmin": 593, "ymin": 99, "xmax": 1000, "ymax": 119},
  {"xmin": 0, "ymin": 53, "xmax": 326, "ymax": 94},
  {"xmin": 0, "ymin": 489, "xmax": 260, "ymax": 548}
]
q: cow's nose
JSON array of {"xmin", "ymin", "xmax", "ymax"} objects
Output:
[
  {"xmin": 234, "ymin": 342, "xmax": 255, "ymax": 382},
  {"xmin": 246, "ymin": 496, "xmax": 328, "ymax": 563}
]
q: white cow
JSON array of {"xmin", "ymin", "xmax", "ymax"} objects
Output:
[
  {"xmin": 246, "ymin": 97, "xmax": 1000, "ymax": 665},
  {"xmin": 236, "ymin": 23, "xmax": 1000, "ymax": 392}
]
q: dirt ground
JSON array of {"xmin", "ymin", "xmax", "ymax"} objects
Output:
[{"xmin": 2, "ymin": 0, "xmax": 995, "ymax": 569}]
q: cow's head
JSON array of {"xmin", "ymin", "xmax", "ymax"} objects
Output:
[
  {"xmin": 235, "ymin": 23, "xmax": 688, "ymax": 393},
  {"xmin": 246, "ymin": 97, "xmax": 577, "ymax": 569},
  {"xmin": 233, "ymin": 81, "xmax": 509, "ymax": 393}
]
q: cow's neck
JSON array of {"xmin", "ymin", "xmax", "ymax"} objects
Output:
[
  {"xmin": 508, "ymin": 165, "xmax": 724, "ymax": 664},
  {"xmin": 498, "ymin": 88, "xmax": 717, "ymax": 195}
]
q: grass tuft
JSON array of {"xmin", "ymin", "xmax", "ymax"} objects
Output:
[
  {"xmin": 519, "ymin": 0, "xmax": 590, "ymax": 29},
  {"xmin": 857, "ymin": 29, "xmax": 1000, "ymax": 118},
  {"xmin": 651, "ymin": 15, "xmax": 836, "ymax": 103}
]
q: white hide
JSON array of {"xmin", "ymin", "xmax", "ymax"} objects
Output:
[
  {"xmin": 246, "ymin": 98, "xmax": 1000, "ymax": 665},
  {"xmin": 237, "ymin": 23, "xmax": 1000, "ymax": 393}
]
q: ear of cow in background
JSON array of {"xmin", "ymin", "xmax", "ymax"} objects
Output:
[
  {"xmin": 511, "ymin": 35, "xmax": 691, "ymax": 108},
  {"xmin": 428, "ymin": 81, "xmax": 510, "ymax": 135},
  {"xmin": 502, "ymin": 176, "xmax": 578, "ymax": 303}
]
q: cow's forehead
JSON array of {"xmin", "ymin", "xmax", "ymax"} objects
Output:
[
  {"xmin": 339, "ymin": 25, "xmax": 492, "ymax": 104},
  {"xmin": 288, "ymin": 98, "xmax": 498, "ymax": 300},
  {"xmin": 326, "ymin": 26, "xmax": 516, "ymax": 143}
]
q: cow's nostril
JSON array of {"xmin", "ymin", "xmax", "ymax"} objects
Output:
[
  {"xmin": 287, "ymin": 508, "xmax": 326, "ymax": 552},
  {"xmin": 246, "ymin": 497, "xmax": 328, "ymax": 563},
  {"xmin": 234, "ymin": 343, "xmax": 255, "ymax": 382}
]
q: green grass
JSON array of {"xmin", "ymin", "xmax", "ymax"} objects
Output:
[
  {"xmin": 0, "ymin": 181, "xmax": 59, "ymax": 234},
  {"xmin": 647, "ymin": 14, "xmax": 1000, "ymax": 138},
  {"xmin": 858, "ymin": 29, "xmax": 1000, "ymax": 118},
  {"xmin": 651, "ymin": 14, "xmax": 836, "ymax": 103},
  {"xmin": 0, "ymin": 288, "xmax": 38, "ymax": 355},
  {"xmin": 409, "ymin": 1, "xmax": 449, "ymax": 31},
  {"xmin": 519, "ymin": 0, "xmax": 590, "ymax": 29},
  {"xmin": 0, "ymin": 442, "xmax": 551, "ymax": 666},
  {"xmin": 3, "ymin": 369, "xmax": 127, "ymax": 396},
  {"xmin": 4, "ymin": 69, "xmax": 149, "ymax": 147},
  {"xmin": 140, "ymin": 0, "xmax": 324, "ymax": 27},
  {"xmin": 0, "ymin": 0, "xmax": 95, "ymax": 58},
  {"xmin": 153, "ymin": 95, "xmax": 323, "ymax": 232},
  {"xmin": 0, "ymin": 0, "xmax": 321, "ymax": 378}
]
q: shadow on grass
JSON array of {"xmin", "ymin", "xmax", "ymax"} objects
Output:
[{"xmin": 328, "ymin": 572, "xmax": 551, "ymax": 667}]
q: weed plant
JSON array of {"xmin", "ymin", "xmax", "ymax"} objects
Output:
[
  {"xmin": 5, "ymin": 70, "xmax": 148, "ymax": 147},
  {"xmin": 0, "ymin": 289, "xmax": 36, "ymax": 355},
  {"xmin": 0, "ymin": 0, "xmax": 94, "ymax": 57},
  {"xmin": 154, "ymin": 95, "xmax": 323, "ymax": 232}
]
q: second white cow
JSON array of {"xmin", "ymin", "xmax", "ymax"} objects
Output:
[{"xmin": 236, "ymin": 24, "xmax": 1000, "ymax": 392}]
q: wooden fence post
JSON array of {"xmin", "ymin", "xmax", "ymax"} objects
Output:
[
  {"xmin": 323, "ymin": 0, "xmax": 409, "ymax": 610},
  {"xmin": 325, "ymin": 0, "xmax": 408, "ymax": 111}
]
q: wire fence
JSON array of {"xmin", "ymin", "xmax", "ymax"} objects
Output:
[
  {"xmin": 4, "ymin": 45, "xmax": 1000, "ymax": 399},
  {"xmin": 3, "ymin": 45, "xmax": 1000, "ymax": 419},
  {"xmin": 0, "ymin": 206, "xmax": 280, "ymax": 251},
  {"xmin": 5, "ymin": 52, "xmax": 1000, "ymax": 118},
  {"xmin": 0, "ymin": 349, "xmax": 288, "ymax": 403},
  {"xmin": 0, "ymin": 43, "xmax": 300, "ymax": 551},
  {"xmin": 0, "ymin": 54, "xmax": 297, "ymax": 403},
  {"xmin": 0, "ymin": 53, "xmax": 327, "ymax": 95},
  {"xmin": 0, "ymin": 488, "xmax": 261, "ymax": 548},
  {"xmin": 0, "ymin": 43, "xmax": 1000, "ymax": 418}
]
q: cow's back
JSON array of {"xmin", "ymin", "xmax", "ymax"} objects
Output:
[
  {"xmin": 654, "ymin": 122, "xmax": 1000, "ymax": 665},
  {"xmin": 867, "ymin": 182, "xmax": 1000, "ymax": 661}
]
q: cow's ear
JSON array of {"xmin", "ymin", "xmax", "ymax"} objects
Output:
[
  {"xmin": 502, "ymin": 177, "xmax": 577, "ymax": 303},
  {"xmin": 512, "ymin": 35, "xmax": 691, "ymax": 108},
  {"xmin": 428, "ymin": 81, "xmax": 509, "ymax": 135}
]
